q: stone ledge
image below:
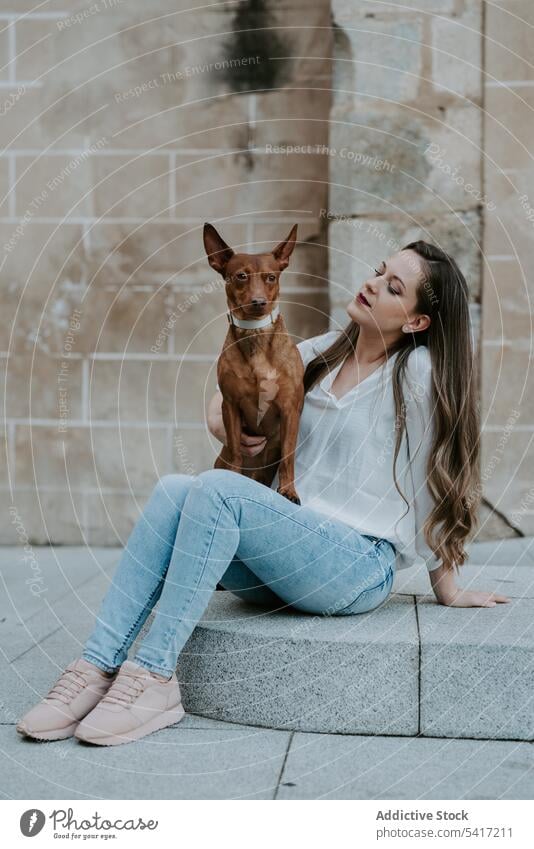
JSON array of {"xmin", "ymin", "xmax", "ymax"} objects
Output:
[
  {"xmin": 177, "ymin": 590, "xmax": 534, "ymax": 740},
  {"xmin": 177, "ymin": 593, "xmax": 420, "ymax": 736}
]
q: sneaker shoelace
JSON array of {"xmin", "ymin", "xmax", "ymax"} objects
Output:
[
  {"xmin": 46, "ymin": 668, "xmax": 91, "ymax": 705},
  {"xmin": 101, "ymin": 673, "xmax": 146, "ymax": 706}
]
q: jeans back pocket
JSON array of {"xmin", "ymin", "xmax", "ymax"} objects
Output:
[{"xmin": 335, "ymin": 565, "xmax": 394, "ymax": 616}]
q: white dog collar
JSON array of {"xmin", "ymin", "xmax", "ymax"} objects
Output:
[{"xmin": 227, "ymin": 302, "xmax": 280, "ymax": 329}]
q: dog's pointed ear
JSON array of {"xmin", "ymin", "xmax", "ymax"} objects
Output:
[
  {"xmin": 203, "ymin": 223, "xmax": 234, "ymax": 275},
  {"xmin": 271, "ymin": 224, "xmax": 298, "ymax": 271}
]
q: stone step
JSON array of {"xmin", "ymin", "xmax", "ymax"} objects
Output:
[{"xmin": 176, "ymin": 587, "xmax": 534, "ymax": 741}]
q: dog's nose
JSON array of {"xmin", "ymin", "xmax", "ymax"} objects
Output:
[{"xmin": 251, "ymin": 298, "xmax": 267, "ymax": 307}]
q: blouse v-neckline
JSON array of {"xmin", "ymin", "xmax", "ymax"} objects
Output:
[{"xmin": 320, "ymin": 350, "xmax": 398, "ymax": 405}]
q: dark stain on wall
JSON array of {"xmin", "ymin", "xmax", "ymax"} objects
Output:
[{"xmin": 222, "ymin": 0, "xmax": 292, "ymax": 92}]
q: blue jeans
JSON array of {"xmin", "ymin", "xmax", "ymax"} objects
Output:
[{"xmin": 82, "ymin": 470, "xmax": 396, "ymax": 678}]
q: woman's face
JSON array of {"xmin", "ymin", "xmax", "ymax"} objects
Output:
[{"xmin": 346, "ymin": 249, "xmax": 430, "ymax": 338}]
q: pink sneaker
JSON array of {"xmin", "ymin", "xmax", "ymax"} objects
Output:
[
  {"xmin": 16, "ymin": 657, "xmax": 117, "ymax": 741},
  {"xmin": 74, "ymin": 660, "xmax": 185, "ymax": 746}
]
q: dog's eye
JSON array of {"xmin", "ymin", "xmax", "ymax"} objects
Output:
[
  {"xmin": 236, "ymin": 272, "xmax": 248, "ymax": 281},
  {"xmin": 266, "ymin": 274, "xmax": 276, "ymax": 282}
]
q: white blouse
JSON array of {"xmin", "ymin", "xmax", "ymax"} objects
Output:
[{"xmin": 268, "ymin": 330, "xmax": 442, "ymax": 573}]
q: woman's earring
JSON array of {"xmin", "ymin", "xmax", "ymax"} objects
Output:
[{"xmin": 402, "ymin": 325, "xmax": 410, "ymax": 333}]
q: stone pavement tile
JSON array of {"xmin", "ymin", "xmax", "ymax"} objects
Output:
[
  {"xmin": 0, "ymin": 546, "xmax": 119, "ymax": 624},
  {"xmin": 466, "ymin": 538, "xmax": 534, "ymax": 567},
  {"xmin": 1, "ymin": 571, "xmax": 111, "ymax": 665},
  {"xmin": 278, "ymin": 733, "xmax": 534, "ymax": 800},
  {"xmin": 393, "ymin": 563, "xmax": 534, "ymax": 599},
  {"xmin": 419, "ymin": 597, "xmax": 534, "ymax": 740},
  {"xmin": 176, "ymin": 593, "xmax": 419, "ymax": 735},
  {"xmin": 0, "ymin": 723, "xmax": 290, "ymax": 800}
]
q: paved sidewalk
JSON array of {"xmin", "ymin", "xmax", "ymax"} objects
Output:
[{"xmin": 1, "ymin": 541, "xmax": 533, "ymax": 800}]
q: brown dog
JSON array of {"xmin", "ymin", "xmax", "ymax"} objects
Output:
[{"xmin": 203, "ymin": 222, "xmax": 304, "ymax": 504}]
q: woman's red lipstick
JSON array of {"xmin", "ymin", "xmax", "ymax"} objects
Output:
[{"xmin": 357, "ymin": 292, "xmax": 370, "ymax": 307}]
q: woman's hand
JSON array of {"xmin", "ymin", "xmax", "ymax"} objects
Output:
[
  {"xmin": 240, "ymin": 431, "xmax": 267, "ymax": 457},
  {"xmin": 439, "ymin": 588, "xmax": 511, "ymax": 608},
  {"xmin": 429, "ymin": 563, "xmax": 511, "ymax": 607},
  {"xmin": 208, "ymin": 412, "xmax": 267, "ymax": 457}
]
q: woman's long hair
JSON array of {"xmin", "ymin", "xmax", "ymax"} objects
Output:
[{"xmin": 304, "ymin": 241, "xmax": 480, "ymax": 573}]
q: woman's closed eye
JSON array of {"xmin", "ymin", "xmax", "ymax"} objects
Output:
[{"xmin": 374, "ymin": 266, "xmax": 401, "ymax": 296}]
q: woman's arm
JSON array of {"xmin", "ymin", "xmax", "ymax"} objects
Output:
[
  {"xmin": 207, "ymin": 390, "xmax": 226, "ymax": 444},
  {"xmin": 206, "ymin": 391, "xmax": 267, "ymax": 457}
]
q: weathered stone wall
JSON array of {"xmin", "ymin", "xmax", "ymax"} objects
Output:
[
  {"xmin": 329, "ymin": 0, "xmax": 482, "ymax": 334},
  {"xmin": 2, "ymin": 1, "xmax": 532, "ymax": 544},
  {"xmin": 479, "ymin": 0, "xmax": 534, "ymax": 537},
  {"xmin": 1, "ymin": 0, "xmax": 332, "ymax": 543}
]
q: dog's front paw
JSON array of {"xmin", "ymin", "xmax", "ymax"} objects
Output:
[{"xmin": 277, "ymin": 485, "xmax": 301, "ymax": 505}]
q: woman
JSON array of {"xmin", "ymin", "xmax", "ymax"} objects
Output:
[{"xmin": 17, "ymin": 240, "xmax": 509, "ymax": 747}]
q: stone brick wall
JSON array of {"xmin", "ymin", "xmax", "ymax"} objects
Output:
[
  {"xmin": 1, "ymin": 0, "xmax": 332, "ymax": 544},
  {"xmin": 480, "ymin": 0, "xmax": 534, "ymax": 537},
  {"xmin": 1, "ymin": 1, "xmax": 532, "ymax": 544},
  {"xmin": 329, "ymin": 0, "xmax": 482, "ymax": 337}
]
